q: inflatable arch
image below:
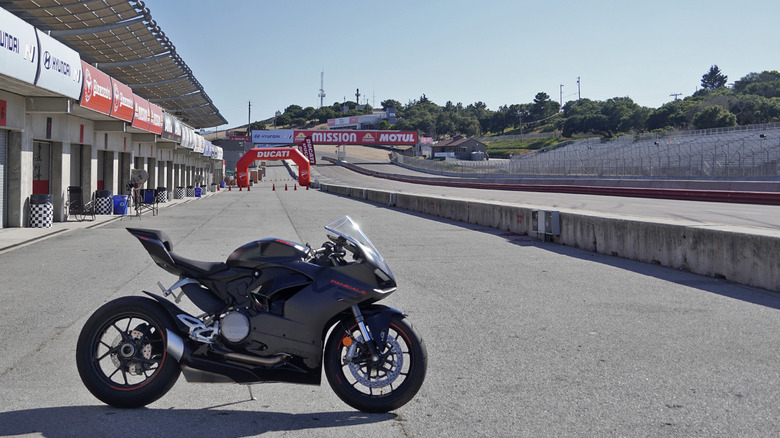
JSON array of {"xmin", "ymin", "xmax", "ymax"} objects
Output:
[{"xmin": 236, "ymin": 148, "xmax": 311, "ymax": 188}]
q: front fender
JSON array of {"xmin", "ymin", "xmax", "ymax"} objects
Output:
[{"xmin": 360, "ymin": 304, "xmax": 406, "ymax": 345}]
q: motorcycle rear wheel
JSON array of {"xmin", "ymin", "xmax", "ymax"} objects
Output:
[
  {"xmin": 324, "ymin": 314, "xmax": 427, "ymax": 413},
  {"xmin": 76, "ymin": 296, "xmax": 181, "ymax": 408}
]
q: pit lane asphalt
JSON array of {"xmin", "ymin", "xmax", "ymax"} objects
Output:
[{"xmin": 0, "ymin": 162, "xmax": 778, "ymax": 437}]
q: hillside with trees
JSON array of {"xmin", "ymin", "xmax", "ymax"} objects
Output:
[{"xmin": 262, "ymin": 67, "xmax": 780, "ymax": 145}]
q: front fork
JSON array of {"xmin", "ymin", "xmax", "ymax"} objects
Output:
[{"xmin": 351, "ymin": 305, "xmax": 383, "ymax": 366}]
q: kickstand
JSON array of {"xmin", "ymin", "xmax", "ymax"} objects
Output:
[{"xmin": 246, "ymin": 384, "xmax": 257, "ymax": 401}]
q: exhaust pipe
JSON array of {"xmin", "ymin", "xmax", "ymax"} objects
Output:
[
  {"xmin": 166, "ymin": 329, "xmax": 289, "ymax": 367},
  {"xmin": 166, "ymin": 329, "xmax": 185, "ymax": 361},
  {"xmin": 224, "ymin": 352, "xmax": 290, "ymax": 367}
]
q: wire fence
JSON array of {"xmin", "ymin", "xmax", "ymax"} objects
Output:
[{"xmin": 394, "ymin": 124, "xmax": 780, "ymax": 179}]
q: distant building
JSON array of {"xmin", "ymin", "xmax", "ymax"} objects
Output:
[
  {"xmin": 328, "ymin": 109, "xmax": 397, "ymax": 130},
  {"xmin": 428, "ymin": 136, "xmax": 488, "ymax": 160}
]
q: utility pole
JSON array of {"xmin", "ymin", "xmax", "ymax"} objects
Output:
[
  {"xmin": 670, "ymin": 93, "xmax": 682, "ymax": 102},
  {"xmin": 355, "ymin": 88, "xmax": 361, "ymax": 105},
  {"xmin": 247, "ymin": 101, "xmax": 251, "ymax": 134},
  {"xmin": 560, "ymin": 84, "xmax": 564, "ymax": 109},
  {"xmin": 577, "ymin": 77, "xmax": 581, "ymax": 100}
]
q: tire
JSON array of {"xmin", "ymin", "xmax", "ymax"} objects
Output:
[
  {"xmin": 324, "ymin": 314, "xmax": 427, "ymax": 413},
  {"xmin": 76, "ymin": 296, "xmax": 181, "ymax": 408}
]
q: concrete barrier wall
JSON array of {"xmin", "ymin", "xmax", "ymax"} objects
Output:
[{"xmin": 320, "ymin": 182, "xmax": 780, "ymax": 292}]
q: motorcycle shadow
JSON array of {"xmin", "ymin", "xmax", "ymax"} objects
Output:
[{"xmin": 0, "ymin": 405, "xmax": 396, "ymax": 437}]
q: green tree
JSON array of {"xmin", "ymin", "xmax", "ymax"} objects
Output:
[
  {"xmin": 275, "ymin": 113, "xmax": 292, "ymax": 127},
  {"xmin": 314, "ymin": 106, "xmax": 335, "ymax": 123},
  {"xmin": 733, "ymin": 71, "xmax": 780, "ymax": 93},
  {"xmin": 701, "ymin": 65, "xmax": 728, "ymax": 90},
  {"xmin": 692, "ymin": 105, "xmax": 737, "ymax": 129},
  {"xmin": 728, "ymin": 94, "xmax": 780, "ymax": 124},
  {"xmin": 529, "ymin": 92, "xmax": 559, "ymax": 122},
  {"xmin": 284, "ymin": 104, "xmax": 303, "ymax": 118},
  {"xmin": 250, "ymin": 121, "xmax": 266, "ymax": 130}
]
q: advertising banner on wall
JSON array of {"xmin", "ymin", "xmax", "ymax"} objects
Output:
[
  {"xmin": 173, "ymin": 118, "xmax": 182, "ymax": 142},
  {"xmin": 0, "ymin": 7, "xmax": 38, "ymax": 85},
  {"xmin": 180, "ymin": 126, "xmax": 191, "ymax": 148},
  {"xmin": 251, "ymin": 129, "xmax": 294, "ymax": 144},
  {"xmin": 193, "ymin": 134, "xmax": 204, "ymax": 153},
  {"xmin": 79, "ymin": 61, "xmax": 112, "ymax": 115},
  {"xmin": 293, "ymin": 130, "xmax": 418, "ymax": 145},
  {"xmin": 131, "ymin": 97, "xmax": 150, "ymax": 131},
  {"xmin": 35, "ymin": 29, "xmax": 82, "ymax": 99},
  {"xmin": 162, "ymin": 112, "xmax": 175, "ymax": 140},
  {"xmin": 148, "ymin": 103, "xmax": 163, "ymax": 135},
  {"xmin": 110, "ymin": 78, "xmax": 134, "ymax": 122}
]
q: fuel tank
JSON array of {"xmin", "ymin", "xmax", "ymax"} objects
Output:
[{"xmin": 226, "ymin": 238, "xmax": 309, "ymax": 269}]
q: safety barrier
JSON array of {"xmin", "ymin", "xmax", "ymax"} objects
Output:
[{"xmin": 319, "ymin": 182, "xmax": 780, "ymax": 292}]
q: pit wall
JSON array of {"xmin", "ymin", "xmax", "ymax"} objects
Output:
[{"xmin": 320, "ymin": 183, "xmax": 779, "ymax": 292}]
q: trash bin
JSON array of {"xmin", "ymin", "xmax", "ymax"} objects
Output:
[
  {"xmin": 210, "ymin": 183, "xmax": 217, "ymax": 192},
  {"xmin": 113, "ymin": 195, "xmax": 129, "ymax": 215},
  {"xmin": 95, "ymin": 190, "xmax": 113, "ymax": 215},
  {"xmin": 29, "ymin": 194, "xmax": 53, "ymax": 228},
  {"xmin": 220, "ymin": 181, "xmax": 225, "ymax": 189},
  {"xmin": 194, "ymin": 187, "xmax": 202, "ymax": 197},
  {"xmin": 156, "ymin": 187, "xmax": 167, "ymax": 203},
  {"xmin": 174, "ymin": 187, "xmax": 184, "ymax": 199},
  {"xmin": 186, "ymin": 186, "xmax": 195, "ymax": 197}
]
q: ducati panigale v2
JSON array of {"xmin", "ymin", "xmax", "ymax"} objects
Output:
[{"xmin": 76, "ymin": 216, "xmax": 427, "ymax": 413}]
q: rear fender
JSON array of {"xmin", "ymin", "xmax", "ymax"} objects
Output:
[{"xmin": 142, "ymin": 291, "xmax": 198, "ymax": 334}]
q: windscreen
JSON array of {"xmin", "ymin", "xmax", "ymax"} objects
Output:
[{"xmin": 325, "ymin": 216, "xmax": 394, "ymax": 280}]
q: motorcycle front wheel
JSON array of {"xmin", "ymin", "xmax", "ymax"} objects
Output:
[
  {"xmin": 76, "ymin": 296, "xmax": 181, "ymax": 408},
  {"xmin": 324, "ymin": 314, "xmax": 427, "ymax": 413}
]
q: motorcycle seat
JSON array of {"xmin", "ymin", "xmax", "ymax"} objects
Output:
[{"xmin": 169, "ymin": 252, "xmax": 228, "ymax": 277}]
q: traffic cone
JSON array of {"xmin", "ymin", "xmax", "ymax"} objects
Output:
[
  {"xmin": 285, "ymin": 184, "xmax": 288, "ymax": 191},
  {"xmin": 272, "ymin": 184, "xmax": 275, "ymax": 191},
  {"xmin": 306, "ymin": 185, "xmax": 309, "ymax": 190},
  {"xmin": 294, "ymin": 184, "xmax": 297, "ymax": 191}
]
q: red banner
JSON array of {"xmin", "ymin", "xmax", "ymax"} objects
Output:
[
  {"xmin": 110, "ymin": 78, "xmax": 135, "ymax": 122},
  {"xmin": 297, "ymin": 136, "xmax": 316, "ymax": 165},
  {"xmin": 80, "ymin": 62, "xmax": 112, "ymax": 115},
  {"xmin": 131, "ymin": 97, "xmax": 150, "ymax": 131},
  {"xmin": 148, "ymin": 103, "xmax": 163, "ymax": 135},
  {"xmin": 293, "ymin": 130, "xmax": 417, "ymax": 145}
]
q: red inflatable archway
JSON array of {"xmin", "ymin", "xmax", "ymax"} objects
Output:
[{"xmin": 236, "ymin": 148, "xmax": 311, "ymax": 188}]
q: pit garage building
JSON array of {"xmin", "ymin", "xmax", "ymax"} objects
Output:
[{"xmin": 0, "ymin": 0, "xmax": 227, "ymax": 227}]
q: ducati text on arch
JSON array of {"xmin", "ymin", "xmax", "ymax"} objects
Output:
[{"xmin": 76, "ymin": 216, "xmax": 427, "ymax": 413}]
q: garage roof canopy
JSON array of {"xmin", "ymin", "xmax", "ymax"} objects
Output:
[{"xmin": 0, "ymin": 0, "xmax": 227, "ymax": 129}]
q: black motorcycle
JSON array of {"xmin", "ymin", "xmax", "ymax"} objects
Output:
[{"xmin": 76, "ymin": 216, "xmax": 427, "ymax": 413}]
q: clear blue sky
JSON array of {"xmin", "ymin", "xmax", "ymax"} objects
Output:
[{"xmin": 145, "ymin": 0, "xmax": 780, "ymax": 129}]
